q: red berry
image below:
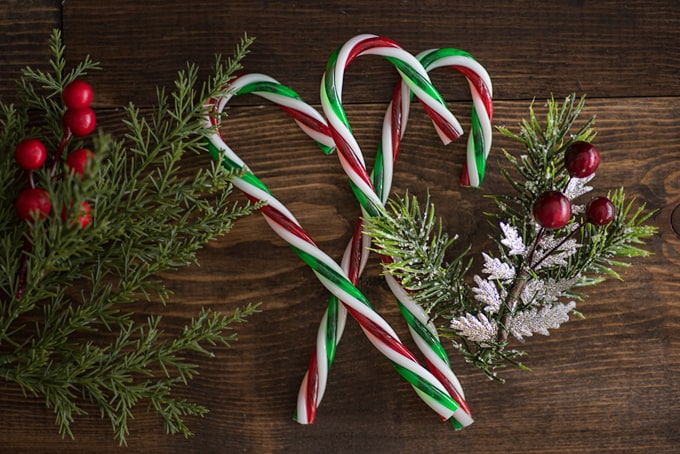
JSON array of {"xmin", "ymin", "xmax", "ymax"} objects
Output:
[
  {"xmin": 586, "ymin": 197, "xmax": 616, "ymax": 226},
  {"xmin": 15, "ymin": 188, "xmax": 51, "ymax": 221},
  {"xmin": 63, "ymin": 107, "xmax": 96, "ymax": 137},
  {"xmin": 533, "ymin": 191, "xmax": 572, "ymax": 229},
  {"xmin": 564, "ymin": 141, "xmax": 600, "ymax": 178},
  {"xmin": 65, "ymin": 148, "xmax": 94, "ymax": 177},
  {"xmin": 61, "ymin": 200, "xmax": 92, "ymax": 229},
  {"xmin": 62, "ymin": 80, "xmax": 93, "ymax": 110},
  {"xmin": 14, "ymin": 138, "xmax": 47, "ymax": 171}
]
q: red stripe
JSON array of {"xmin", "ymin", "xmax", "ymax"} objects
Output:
[
  {"xmin": 347, "ymin": 217, "xmax": 365, "ymax": 284},
  {"xmin": 426, "ymin": 358, "xmax": 472, "ymax": 417},
  {"xmin": 451, "ymin": 65, "xmax": 493, "ymax": 118},
  {"xmin": 279, "ymin": 105, "xmax": 332, "ymax": 138},
  {"xmin": 345, "ymin": 304, "xmax": 420, "ymax": 364},
  {"xmin": 305, "ymin": 351, "xmax": 319, "ymax": 423},
  {"xmin": 330, "ymin": 128, "xmax": 375, "ymax": 190},
  {"xmin": 258, "ymin": 203, "xmax": 317, "ymax": 246},
  {"xmin": 460, "ymin": 162, "xmax": 471, "ymax": 187},
  {"xmin": 344, "ymin": 36, "xmax": 401, "ymax": 68},
  {"xmin": 389, "ymin": 82, "xmax": 404, "ymax": 161},
  {"xmin": 419, "ymin": 101, "xmax": 462, "ymax": 142}
]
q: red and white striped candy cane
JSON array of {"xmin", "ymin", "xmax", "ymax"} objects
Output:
[
  {"xmin": 298, "ymin": 35, "xmax": 477, "ymax": 427},
  {"xmin": 203, "ymin": 75, "xmax": 463, "ymax": 424}
]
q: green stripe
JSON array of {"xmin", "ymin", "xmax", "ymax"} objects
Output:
[
  {"xmin": 291, "ymin": 246, "xmax": 372, "ymax": 309},
  {"xmin": 206, "ymin": 140, "xmax": 271, "ymax": 195},
  {"xmin": 322, "ymin": 71, "xmax": 351, "ymax": 131},
  {"xmin": 371, "ymin": 145, "xmax": 386, "ymax": 201},
  {"xmin": 325, "ymin": 297, "xmax": 340, "ymax": 364},
  {"xmin": 471, "ymin": 106, "xmax": 485, "ymax": 183},
  {"xmin": 349, "ymin": 180, "xmax": 381, "ymax": 218},
  {"xmin": 392, "ymin": 363, "xmax": 458, "ymax": 412},
  {"xmin": 386, "ymin": 56, "xmax": 446, "ymax": 106},
  {"xmin": 398, "ymin": 302, "xmax": 450, "ymax": 365},
  {"xmin": 418, "ymin": 48, "xmax": 475, "ymax": 70},
  {"xmin": 237, "ymin": 81, "xmax": 303, "ymax": 100}
]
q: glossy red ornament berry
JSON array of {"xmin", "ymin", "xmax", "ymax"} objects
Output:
[
  {"xmin": 65, "ymin": 148, "xmax": 94, "ymax": 177},
  {"xmin": 14, "ymin": 138, "xmax": 47, "ymax": 171},
  {"xmin": 61, "ymin": 200, "xmax": 92, "ymax": 229},
  {"xmin": 533, "ymin": 191, "xmax": 572, "ymax": 229},
  {"xmin": 564, "ymin": 141, "xmax": 600, "ymax": 178},
  {"xmin": 62, "ymin": 80, "xmax": 93, "ymax": 110},
  {"xmin": 63, "ymin": 107, "xmax": 96, "ymax": 137},
  {"xmin": 15, "ymin": 188, "xmax": 51, "ymax": 221},
  {"xmin": 586, "ymin": 196, "xmax": 616, "ymax": 226}
]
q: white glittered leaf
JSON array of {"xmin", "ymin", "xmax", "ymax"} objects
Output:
[
  {"xmin": 471, "ymin": 275, "xmax": 504, "ymax": 314},
  {"xmin": 500, "ymin": 222, "xmax": 526, "ymax": 256},
  {"xmin": 450, "ymin": 312, "xmax": 499, "ymax": 344},
  {"xmin": 564, "ymin": 174, "xmax": 595, "ymax": 200},
  {"xmin": 534, "ymin": 238, "xmax": 580, "ymax": 269},
  {"xmin": 481, "ymin": 252, "xmax": 516, "ymax": 281},
  {"xmin": 521, "ymin": 277, "xmax": 580, "ymax": 306},
  {"xmin": 507, "ymin": 301, "xmax": 577, "ymax": 341}
]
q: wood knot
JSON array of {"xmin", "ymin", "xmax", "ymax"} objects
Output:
[{"xmin": 671, "ymin": 204, "xmax": 680, "ymax": 236}]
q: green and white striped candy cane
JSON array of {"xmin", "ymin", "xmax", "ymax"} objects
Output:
[
  {"xmin": 416, "ymin": 48, "xmax": 494, "ymax": 187},
  {"xmin": 203, "ymin": 76, "xmax": 462, "ymax": 424},
  {"xmin": 311, "ymin": 36, "xmax": 488, "ymax": 428}
]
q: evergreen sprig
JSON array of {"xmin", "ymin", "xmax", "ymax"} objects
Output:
[
  {"xmin": 366, "ymin": 95, "xmax": 656, "ymax": 380},
  {"xmin": 0, "ymin": 30, "xmax": 259, "ymax": 444}
]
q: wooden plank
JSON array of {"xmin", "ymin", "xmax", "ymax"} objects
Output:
[
  {"xmin": 0, "ymin": 0, "xmax": 61, "ymax": 103},
  {"xmin": 62, "ymin": 1, "xmax": 680, "ymax": 107},
  {"xmin": 0, "ymin": 96, "xmax": 677, "ymax": 452}
]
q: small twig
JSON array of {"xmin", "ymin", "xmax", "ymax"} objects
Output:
[{"xmin": 496, "ymin": 228, "xmax": 544, "ymax": 344}]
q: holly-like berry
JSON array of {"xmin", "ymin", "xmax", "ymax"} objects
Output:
[
  {"xmin": 63, "ymin": 107, "xmax": 96, "ymax": 137},
  {"xmin": 14, "ymin": 138, "xmax": 47, "ymax": 171},
  {"xmin": 564, "ymin": 141, "xmax": 600, "ymax": 178},
  {"xmin": 65, "ymin": 148, "xmax": 94, "ymax": 177},
  {"xmin": 61, "ymin": 200, "xmax": 92, "ymax": 229},
  {"xmin": 15, "ymin": 188, "xmax": 51, "ymax": 221},
  {"xmin": 586, "ymin": 196, "xmax": 616, "ymax": 226},
  {"xmin": 62, "ymin": 80, "xmax": 93, "ymax": 110},
  {"xmin": 533, "ymin": 191, "xmax": 572, "ymax": 229}
]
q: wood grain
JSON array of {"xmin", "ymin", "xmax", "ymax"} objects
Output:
[
  {"xmin": 60, "ymin": 0, "xmax": 680, "ymax": 106},
  {"xmin": 0, "ymin": 0, "xmax": 60, "ymax": 104},
  {"xmin": 1, "ymin": 1, "xmax": 679, "ymax": 452}
]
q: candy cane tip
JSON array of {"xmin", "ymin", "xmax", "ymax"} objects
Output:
[{"xmin": 452, "ymin": 408, "xmax": 474, "ymax": 428}]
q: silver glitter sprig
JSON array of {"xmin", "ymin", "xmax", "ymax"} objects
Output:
[{"xmin": 366, "ymin": 95, "xmax": 657, "ymax": 380}]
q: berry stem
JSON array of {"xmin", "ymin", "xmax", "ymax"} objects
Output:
[
  {"xmin": 50, "ymin": 128, "xmax": 72, "ymax": 177},
  {"xmin": 531, "ymin": 222, "xmax": 583, "ymax": 270},
  {"xmin": 15, "ymin": 239, "xmax": 32, "ymax": 300}
]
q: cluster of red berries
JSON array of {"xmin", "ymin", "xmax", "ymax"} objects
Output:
[
  {"xmin": 14, "ymin": 79, "xmax": 96, "ymax": 229},
  {"xmin": 532, "ymin": 141, "xmax": 615, "ymax": 230}
]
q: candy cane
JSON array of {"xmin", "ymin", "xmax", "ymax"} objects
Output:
[
  {"xmin": 203, "ymin": 77, "xmax": 463, "ymax": 423},
  {"xmin": 305, "ymin": 38, "xmax": 489, "ymax": 428},
  {"xmin": 416, "ymin": 48, "xmax": 493, "ymax": 187},
  {"xmin": 378, "ymin": 51, "xmax": 491, "ymax": 427},
  {"xmin": 320, "ymin": 34, "xmax": 464, "ymax": 218},
  {"xmin": 215, "ymin": 73, "xmax": 335, "ymax": 154}
]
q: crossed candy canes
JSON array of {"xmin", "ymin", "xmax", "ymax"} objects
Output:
[
  {"xmin": 204, "ymin": 72, "xmax": 463, "ymax": 423},
  {"xmin": 298, "ymin": 36, "xmax": 492, "ymax": 428}
]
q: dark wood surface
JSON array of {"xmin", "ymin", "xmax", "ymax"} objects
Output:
[{"xmin": 1, "ymin": 1, "xmax": 679, "ymax": 452}]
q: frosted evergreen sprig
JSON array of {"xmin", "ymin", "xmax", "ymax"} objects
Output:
[{"xmin": 366, "ymin": 95, "xmax": 656, "ymax": 380}]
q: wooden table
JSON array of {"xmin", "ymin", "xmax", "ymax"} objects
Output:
[{"xmin": 2, "ymin": 1, "xmax": 678, "ymax": 452}]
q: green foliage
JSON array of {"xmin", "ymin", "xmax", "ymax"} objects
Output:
[
  {"xmin": 366, "ymin": 95, "xmax": 657, "ymax": 380},
  {"xmin": 0, "ymin": 30, "xmax": 259, "ymax": 444}
]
